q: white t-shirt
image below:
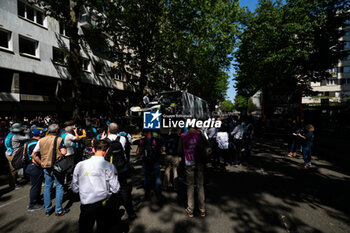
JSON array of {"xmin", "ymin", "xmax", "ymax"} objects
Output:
[
  {"xmin": 143, "ymin": 95, "xmax": 150, "ymax": 105},
  {"xmin": 65, "ymin": 133, "xmax": 77, "ymax": 156},
  {"xmin": 107, "ymin": 134, "xmax": 126, "ymax": 149},
  {"xmin": 216, "ymin": 132, "xmax": 229, "ymax": 149}
]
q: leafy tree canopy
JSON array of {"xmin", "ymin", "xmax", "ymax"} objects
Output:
[{"xmin": 234, "ymin": 0, "xmax": 350, "ymax": 97}]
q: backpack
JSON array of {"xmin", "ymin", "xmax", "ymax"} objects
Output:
[
  {"xmin": 119, "ymin": 132, "xmax": 131, "ymax": 162},
  {"xmin": 141, "ymin": 138, "xmax": 158, "ymax": 164},
  {"xmin": 195, "ymin": 132, "xmax": 212, "ymax": 164},
  {"xmin": 11, "ymin": 139, "xmax": 36, "ymax": 169},
  {"xmin": 5, "ymin": 133, "xmax": 14, "ymax": 155},
  {"xmin": 165, "ymin": 135, "xmax": 178, "ymax": 155},
  {"xmin": 105, "ymin": 137, "xmax": 127, "ymax": 173}
]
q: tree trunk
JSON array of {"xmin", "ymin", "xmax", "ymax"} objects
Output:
[{"xmin": 68, "ymin": 0, "xmax": 83, "ymax": 124}]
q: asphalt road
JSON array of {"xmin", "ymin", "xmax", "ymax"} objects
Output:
[{"xmin": 1, "ymin": 137, "xmax": 350, "ymax": 233}]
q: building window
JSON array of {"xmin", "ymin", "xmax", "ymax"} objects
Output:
[
  {"xmin": 328, "ymin": 67, "xmax": 337, "ymax": 76},
  {"xmin": 18, "ymin": 1, "xmax": 45, "ymax": 26},
  {"xmin": 82, "ymin": 59, "xmax": 90, "ymax": 72},
  {"xmin": 18, "ymin": 1, "xmax": 25, "ymax": 17},
  {"xmin": 19, "ymin": 36, "xmax": 38, "ymax": 57},
  {"xmin": 345, "ymin": 42, "xmax": 350, "ymax": 49},
  {"xmin": 341, "ymin": 79, "xmax": 350, "ymax": 85},
  {"xmin": 343, "ymin": 66, "xmax": 350, "ymax": 73},
  {"xmin": 326, "ymin": 79, "xmax": 337, "ymax": 86},
  {"xmin": 53, "ymin": 47, "xmax": 66, "ymax": 66},
  {"xmin": 59, "ymin": 22, "xmax": 69, "ymax": 36},
  {"xmin": 345, "ymin": 31, "xmax": 350, "ymax": 36},
  {"xmin": 95, "ymin": 63, "xmax": 103, "ymax": 75},
  {"xmin": 0, "ymin": 29, "xmax": 12, "ymax": 50}
]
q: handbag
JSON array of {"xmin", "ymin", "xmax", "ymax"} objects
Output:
[{"xmin": 51, "ymin": 137, "xmax": 74, "ymax": 175}]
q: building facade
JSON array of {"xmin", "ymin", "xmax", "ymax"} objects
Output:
[
  {"xmin": 0, "ymin": 0, "xmax": 135, "ymax": 119},
  {"xmin": 302, "ymin": 19, "xmax": 350, "ymax": 105}
]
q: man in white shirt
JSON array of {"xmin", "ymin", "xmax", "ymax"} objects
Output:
[
  {"xmin": 143, "ymin": 93, "xmax": 150, "ymax": 107},
  {"xmin": 63, "ymin": 126, "xmax": 79, "ymax": 157},
  {"xmin": 231, "ymin": 119, "xmax": 244, "ymax": 166},
  {"xmin": 72, "ymin": 139, "xmax": 120, "ymax": 233}
]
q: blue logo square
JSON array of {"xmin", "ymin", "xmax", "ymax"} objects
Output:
[{"xmin": 143, "ymin": 111, "xmax": 161, "ymax": 129}]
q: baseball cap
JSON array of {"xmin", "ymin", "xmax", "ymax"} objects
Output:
[{"xmin": 32, "ymin": 128, "xmax": 43, "ymax": 136}]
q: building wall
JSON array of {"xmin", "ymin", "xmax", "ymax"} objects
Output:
[{"xmin": 302, "ymin": 19, "xmax": 350, "ymax": 104}]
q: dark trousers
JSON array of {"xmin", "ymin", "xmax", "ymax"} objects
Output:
[
  {"xmin": 118, "ymin": 173, "xmax": 135, "ymax": 217},
  {"xmin": 25, "ymin": 164, "xmax": 44, "ymax": 207},
  {"xmin": 142, "ymin": 162, "xmax": 162, "ymax": 199},
  {"xmin": 234, "ymin": 139, "xmax": 243, "ymax": 164},
  {"xmin": 79, "ymin": 199, "xmax": 117, "ymax": 233},
  {"xmin": 218, "ymin": 148, "xmax": 230, "ymax": 166}
]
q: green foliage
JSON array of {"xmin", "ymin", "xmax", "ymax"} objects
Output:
[
  {"xmin": 234, "ymin": 95, "xmax": 248, "ymax": 109},
  {"xmin": 234, "ymin": 95, "xmax": 258, "ymax": 113},
  {"xmin": 248, "ymin": 100, "xmax": 258, "ymax": 113},
  {"xmin": 220, "ymin": 100, "xmax": 234, "ymax": 112},
  {"xmin": 97, "ymin": 0, "xmax": 240, "ymax": 105},
  {"xmin": 234, "ymin": 0, "xmax": 350, "ymax": 96}
]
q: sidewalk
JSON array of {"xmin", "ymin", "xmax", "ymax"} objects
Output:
[{"xmin": 0, "ymin": 136, "xmax": 349, "ymax": 233}]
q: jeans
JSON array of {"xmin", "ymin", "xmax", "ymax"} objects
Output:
[
  {"xmin": 185, "ymin": 164, "xmax": 205, "ymax": 212},
  {"xmin": 302, "ymin": 147, "xmax": 312, "ymax": 164},
  {"xmin": 43, "ymin": 168, "xmax": 64, "ymax": 213},
  {"xmin": 25, "ymin": 164, "xmax": 43, "ymax": 207},
  {"xmin": 142, "ymin": 162, "xmax": 162, "ymax": 199}
]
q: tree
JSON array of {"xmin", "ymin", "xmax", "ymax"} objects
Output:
[
  {"xmin": 220, "ymin": 100, "xmax": 234, "ymax": 112},
  {"xmin": 234, "ymin": 95, "xmax": 248, "ymax": 110},
  {"xmin": 34, "ymin": 0, "xmax": 89, "ymax": 123},
  {"xmin": 161, "ymin": 0, "xmax": 240, "ymax": 105},
  {"xmin": 234, "ymin": 0, "xmax": 350, "ymax": 96},
  {"xmin": 100, "ymin": 0, "xmax": 240, "ymax": 106}
]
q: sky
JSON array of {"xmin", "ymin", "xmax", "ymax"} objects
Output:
[{"xmin": 226, "ymin": 0, "xmax": 259, "ymax": 102}]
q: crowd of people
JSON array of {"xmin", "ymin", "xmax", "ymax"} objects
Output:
[{"xmin": 0, "ymin": 113, "xmax": 315, "ymax": 233}]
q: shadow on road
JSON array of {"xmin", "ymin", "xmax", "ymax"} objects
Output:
[{"xmin": 129, "ymin": 136, "xmax": 350, "ymax": 233}]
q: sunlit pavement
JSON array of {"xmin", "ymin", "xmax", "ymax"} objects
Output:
[{"xmin": 1, "ymin": 137, "xmax": 350, "ymax": 233}]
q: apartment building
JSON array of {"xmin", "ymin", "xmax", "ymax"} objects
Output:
[
  {"xmin": 302, "ymin": 19, "xmax": 350, "ymax": 105},
  {"xmin": 0, "ymin": 0, "xmax": 134, "ymax": 118}
]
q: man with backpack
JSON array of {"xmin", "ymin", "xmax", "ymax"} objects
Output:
[
  {"xmin": 104, "ymin": 123, "xmax": 136, "ymax": 220},
  {"xmin": 136, "ymin": 130, "xmax": 163, "ymax": 203},
  {"xmin": 25, "ymin": 128, "xmax": 44, "ymax": 212},
  {"xmin": 5, "ymin": 123, "xmax": 30, "ymax": 189}
]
